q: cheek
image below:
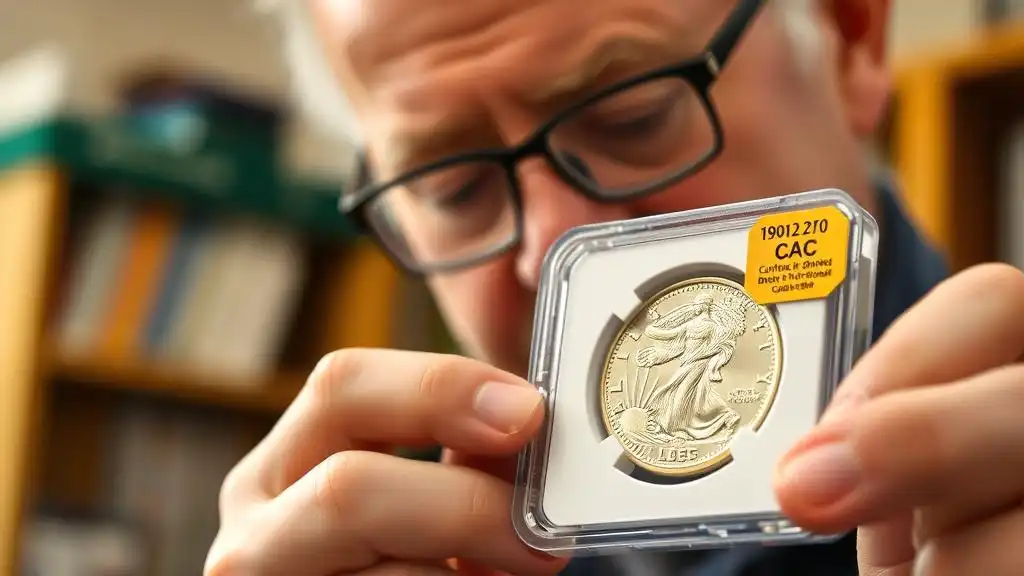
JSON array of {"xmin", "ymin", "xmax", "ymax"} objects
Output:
[{"xmin": 428, "ymin": 254, "xmax": 534, "ymax": 372}]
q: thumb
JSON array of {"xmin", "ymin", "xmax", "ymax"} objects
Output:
[
  {"xmin": 856, "ymin": 515, "xmax": 917, "ymax": 576},
  {"xmin": 771, "ymin": 417, "xmax": 921, "ymax": 576}
]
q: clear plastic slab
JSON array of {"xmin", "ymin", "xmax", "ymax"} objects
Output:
[{"xmin": 512, "ymin": 188, "xmax": 878, "ymax": 555}]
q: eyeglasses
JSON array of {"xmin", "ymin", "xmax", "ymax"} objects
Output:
[{"xmin": 340, "ymin": 0, "xmax": 766, "ymax": 275}]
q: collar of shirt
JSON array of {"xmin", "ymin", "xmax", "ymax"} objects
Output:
[{"xmin": 871, "ymin": 175, "xmax": 949, "ymax": 341}]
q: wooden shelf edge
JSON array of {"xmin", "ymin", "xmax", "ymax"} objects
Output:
[
  {"xmin": 893, "ymin": 21, "xmax": 1024, "ymax": 83},
  {"xmin": 44, "ymin": 349, "xmax": 305, "ymax": 414}
]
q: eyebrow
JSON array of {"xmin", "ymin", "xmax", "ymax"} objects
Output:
[
  {"xmin": 527, "ymin": 34, "xmax": 688, "ymax": 105},
  {"xmin": 383, "ymin": 34, "xmax": 693, "ymax": 175},
  {"xmin": 381, "ymin": 118, "xmax": 480, "ymax": 177}
]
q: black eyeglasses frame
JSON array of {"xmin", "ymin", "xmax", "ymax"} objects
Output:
[{"xmin": 338, "ymin": 0, "xmax": 767, "ymax": 275}]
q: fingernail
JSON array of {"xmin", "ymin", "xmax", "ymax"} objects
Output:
[
  {"xmin": 473, "ymin": 381, "xmax": 542, "ymax": 434},
  {"xmin": 777, "ymin": 442, "xmax": 861, "ymax": 507}
]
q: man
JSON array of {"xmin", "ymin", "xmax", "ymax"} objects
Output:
[{"xmin": 206, "ymin": 0, "xmax": 1024, "ymax": 574}]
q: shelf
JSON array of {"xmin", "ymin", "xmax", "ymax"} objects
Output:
[
  {"xmin": 45, "ymin": 349, "xmax": 305, "ymax": 414},
  {"xmin": 886, "ymin": 21, "xmax": 1024, "ymax": 264},
  {"xmin": 894, "ymin": 20, "xmax": 1024, "ymax": 84},
  {"xmin": 0, "ymin": 115, "xmax": 359, "ymax": 242}
]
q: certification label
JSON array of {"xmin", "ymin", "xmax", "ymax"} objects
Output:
[{"xmin": 745, "ymin": 206, "xmax": 849, "ymax": 305}]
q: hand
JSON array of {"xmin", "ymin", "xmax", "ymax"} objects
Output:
[
  {"xmin": 204, "ymin": 348, "xmax": 567, "ymax": 576},
  {"xmin": 773, "ymin": 263, "xmax": 1024, "ymax": 575}
]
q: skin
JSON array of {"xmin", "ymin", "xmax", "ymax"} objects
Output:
[
  {"xmin": 206, "ymin": 1, "xmax": 1024, "ymax": 575},
  {"xmin": 313, "ymin": 0, "xmax": 882, "ymax": 373}
]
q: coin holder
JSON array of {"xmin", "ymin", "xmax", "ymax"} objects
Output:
[{"xmin": 512, "ymin": 188, "xmax": 878, "ymax": 555}]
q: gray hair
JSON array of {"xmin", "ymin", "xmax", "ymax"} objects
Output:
[{"xmin": 265, "ymin": 0, "xmax": 821, "ymax": 147}]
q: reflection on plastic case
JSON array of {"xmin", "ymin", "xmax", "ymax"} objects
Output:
[{"xmin": 512, "ymin": 188, "xmax": 878, "ymax": 555}]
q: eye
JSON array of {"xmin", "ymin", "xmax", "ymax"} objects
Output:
[
  {"xmin": 436, "ymin": 162, "xmax": 509, "ymax": 208},
  {"xmin": 436, "ymin": 172, "xmax": 486, "ymax": 207},
  {"xmin": 407, "ymin": 166, "xmax": 487, "ymax": 207},
  {"xmin": 579, "ymin": 84, "xmax": 687, "ymax": 140},
  {"xmin": 593, "ymin": 107, "xmax": 672, "ymax": 139}
]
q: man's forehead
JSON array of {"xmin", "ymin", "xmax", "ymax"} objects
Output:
[
  {"xmin": 320, "ymin": 0, "xmax": 720, "ymax": 80},
  {"xmin": 314, "ymin": 0, "xmax": 725, "ymax": 170},
  {"xmin": 322, "ymin": 0, "xmax": 552, "ymax": 67}
]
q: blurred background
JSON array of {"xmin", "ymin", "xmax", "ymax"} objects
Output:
[{"xmin": 0, "ymin": 1, "xmax": 1020, "ymax": 575}]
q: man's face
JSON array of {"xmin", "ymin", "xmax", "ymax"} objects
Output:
[{"xmin": 309, "ymin": 0, "xmax": 891, "ymax": 374}]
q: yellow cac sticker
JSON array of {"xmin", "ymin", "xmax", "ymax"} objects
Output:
[{"xmin": 745, "ymin": 205, "xmax": 850, "ymax": 305}]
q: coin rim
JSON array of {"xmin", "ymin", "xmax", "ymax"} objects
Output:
[{"xmin": 598, "ymin": 275, "xmax": 784, "ymax": 478}]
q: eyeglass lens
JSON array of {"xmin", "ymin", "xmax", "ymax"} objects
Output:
[
  {"xmin": 363, "ymin": 71, "xmax": 718, "ymax": 270},
  {"xmin": 363, "ymin": 160, "xmax": 519, "ymax": 268},
  {"xmin": 549, "ymin": 77, "xmax": 717, "ymax": 196}
]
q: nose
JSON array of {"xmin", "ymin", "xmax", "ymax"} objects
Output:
[{"xmin": 514, "ymin": 158, "xmax": 631, "ymax": 289}]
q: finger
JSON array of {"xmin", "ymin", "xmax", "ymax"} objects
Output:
[
  {"xmin": 820, "ymin": 263, "xmax": 1024, "ymax": 422},
  {"xmin": 205, "ymin": 531, "xmax": 459, "ymax": 576},
  {"xmin": 912, "ymin": 495, "xmax": 1021, "ymax": 551},
  {"xmin": 356, "ymin": 561, "xmax": 455, "ymax": 576},
  {"xmin": 442, "ymin": 449, "xmax": 518, "ymax": 484},
  {"xmin": 780, "ymin": 265, "xmax": 1024, "ymax": 575},
  {"xmin": 247, "ymin": 451, "xmax": 566, "ymax": 576},
  {"xmin": 448, "ymin": 558, "xmax": 515, "ymax": 576},
  {"xmin": 856, "ymin": 516, "xmax": 916, "ymax": 576},
  {"xmin": 776, "ymin": 364, "xmax": 1024, "ymax": 534},
  {"xmin": 258, "ymin": 349, "xmax": 545, "ymax": 493},
  {"xmin": 912, "ymin": 506, "xmax": 1024, "ymax": 576}
]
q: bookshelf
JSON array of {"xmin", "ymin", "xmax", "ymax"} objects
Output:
[
  {"xmin": 46, "ymin": 351, "xmax": 307, "ymax": 414},
  {"xmin": 0, "ymin": 114, "xmax": 452, "ymax": 575},
  {"xmin": 887, "ymin": 21, "xmax": 1024, "ymax": 271}
]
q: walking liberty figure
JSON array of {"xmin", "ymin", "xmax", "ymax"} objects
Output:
[{"xmin": 635, "ymin": 292, "xmax": 748, "ymax": 443}]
